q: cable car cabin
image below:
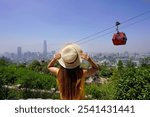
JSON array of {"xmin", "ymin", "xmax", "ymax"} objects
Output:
[{"xmin": 112, "ymin": 32, "xmax": 127, "ymax": 45}]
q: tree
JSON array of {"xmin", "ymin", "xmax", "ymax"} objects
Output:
[
  {"xmin": 99, "ymin": 65, "xmax": 113, "ymax": 78},
  {"xmin": 126, "ymin": 59, "xmax": 135, "ymax": 68},
  {"xmin": 0, "ymin": 56, "xmax": 11, "ymax": 66},
  {"xmin": 40, "ymin": 61, "xmax": 49, "ymax": 73},
  {"xmin": 115, "ymin": 67, "xmax": 150, "ymax": 99},
  {"xmin": 28, "ymin": 60, "xmax": 41, "ymax": 71},
  {"xmin": 140, "ymin": 57, "xmax": 150, "ymax": 68},
  {"xmin": 117, "ymin": 60, "xmax": 123, "ymax": 71}
]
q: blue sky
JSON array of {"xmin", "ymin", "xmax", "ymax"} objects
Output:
[{"xmin": 0, "ymin": 0, "xmax": 150, "ymax": 53}]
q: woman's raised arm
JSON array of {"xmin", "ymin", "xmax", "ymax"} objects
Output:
[
  {"xmin": 80, "ymin": 52, "xmax": 99, "ymax": 77},
  {"xmin": 47, "ymin": 53, "xmax": 61, "ymax": 76}
]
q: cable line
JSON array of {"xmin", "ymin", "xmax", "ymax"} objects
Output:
[
  {"xmin": 56, "ymin": 9, "xmax": 150, "ymax": 50},
  {"xmin": 78, "ymin": 16, "xmax": 150, "ymax": 45},
  {"xmin": 74, "ymin": 9, "xmax": 150, "ymax": 44},
  {"xmin": 120, "ymin": 16, "xmax": 150, "ymax": 30},
  {"xmin": 78, "ymin": 30, "xmax": 115, "ymax": 45},
  {"xmin": 74, "ymin": 25, "xmax": 115, "ymax": 43},
  {"xmin": 121, "ymin": 9, "xmax": 150, "ymax": 24}
]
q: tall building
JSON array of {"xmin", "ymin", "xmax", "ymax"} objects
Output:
[
  {"xmin": 43, "ymin": 40, "xmax": 47, "ymax": 57},
  {"xmin": 17, "ymin": 46, "xmax": 22, "ymax": 58}
]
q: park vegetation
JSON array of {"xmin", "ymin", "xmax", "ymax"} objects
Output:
[{"xmin": 0, "ymin": 56, "xmax": 150, "ymax": 100}]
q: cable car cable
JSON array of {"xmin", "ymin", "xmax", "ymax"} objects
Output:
[
  {"xmin": 78, "ymin": 16, "xmax": 150, "ymax": 45},
  {"xmin": 78, "ymin": 30, "xmax": 115, "ymax": 45},
  {"xmin": 74, "ymin": 26, "xmax": 115, "ymax": 43},
  {"xmin": 121, "ymin": 9, "xmax": 150, "ymax": 24},
  {"xmin": 74, "ymin": 9, "xmax": 150, "ymax": 44},
  {"xmin": 120, "ymin": 16, "xmax": 150, "ymax": 30}
]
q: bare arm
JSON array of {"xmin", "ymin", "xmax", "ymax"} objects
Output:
[
  {"xmin": 81, "ymin": 52, "xmax": 99, "ymax": 77},
  {"xmin": 47, "ymin": 53, "xmax": 61, "ymax": 76}
]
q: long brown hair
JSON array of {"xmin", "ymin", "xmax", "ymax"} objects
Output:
[{"xmin": 57, "ymin": 66, "xmax": 83, "ymax": 100}]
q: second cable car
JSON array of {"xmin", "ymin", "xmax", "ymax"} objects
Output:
[{"xmin": 112, "ymin": 22, "xmax": 127, "ymax": 45}]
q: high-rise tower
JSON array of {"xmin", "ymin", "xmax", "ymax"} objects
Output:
[
  {"xmin": 43, "ymin": 40, "xmax": 47, "ymax": 57},
  {"xmin": 17, "ymin": 46, "xmax": 22, "ymax": 58}
]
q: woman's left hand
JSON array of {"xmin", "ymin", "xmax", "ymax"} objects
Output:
[
  {"xmin": 80, "ymin": 52, "xmax": 90, "ymax": 61},
  {"xmin": 54, "ymin": 53, "xmax": 61, "ymax": 60}
]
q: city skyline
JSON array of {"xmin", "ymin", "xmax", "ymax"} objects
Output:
[
  {"xmin": 1, "ymin": 39, "xmax": 150, "ymax": 55},
  {"xmin": 0, "ymin": 0, "xmax": 150, "ymax": 53}
]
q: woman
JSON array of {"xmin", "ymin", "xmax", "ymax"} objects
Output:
[{"xmin": 47, "ymin": 43, "xmax": 98, "ymax": 100}]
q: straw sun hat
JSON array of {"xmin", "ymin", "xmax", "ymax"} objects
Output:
[{"xmin": 58, "ymin": 43, "xmax": 82, "ymax": 69}]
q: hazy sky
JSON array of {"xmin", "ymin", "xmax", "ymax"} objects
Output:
[{"xmin": 0, "ymin": 0, "xmax": 150, "ymax": 54}]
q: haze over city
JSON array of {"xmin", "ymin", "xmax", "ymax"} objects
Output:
[{"xmin": 0, "ymin": 0, "xmax": 150, "ymax": 54}]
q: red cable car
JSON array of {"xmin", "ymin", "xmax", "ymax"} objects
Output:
[{"xmin": 112, "ymin": 22, "xmax": 127, "ymax": 45}]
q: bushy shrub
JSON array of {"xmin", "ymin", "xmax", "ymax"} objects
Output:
[
  {"xmin": 99, "ymin": 65, "xmax": 113, "ymax": 78},
  {"xmin": 85, "ymin": 82, "xmax": 115, "ymax": 100},
  {"xmin": 7, "ymin": 89, "xmax": 23, "ymax": 99},
  {"xmin": 115, "ymin": 67, "xmax": 150, "ymax": 99},
  {"xmin": 0, "ymin": 64, "xmax": 57, "ymax": 99}
]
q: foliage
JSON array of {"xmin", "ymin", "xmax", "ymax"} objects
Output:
[
  {"xmin": 85, "ymin": 84, "xmax": 106, "ymax": 99},
  {"xmin": 15, "ymin": 68, "xmax": 56, "ymax": 89},
  {"xmin": 140, "ymin": 57, "xmax": 150, "ymax": 68},
  {"xmin": 125, "ymin": 59, "xmax": 135, "ymax": 68},
  {"xmin": 115, "ymin": 67, "xmax": 150, "ymax": 99},
  {"xmin": 99, "ymin": 65, "xmax": 113, "ymax": 78},
  {"xmin": 28, "ymin": 60, "xmax": 41, "ymax": 72},
  {"xmin": 0, "ymin": 63, "xmax": 57, "ymax": 99},
  {"xmin": 40, "ymin": 61, "xmax": 50, "ymax": 74},
  {"xmin": 85, "ymin": 81, "xmax": 115, "ymax": 100},
  {"xmin": 117, "ymin": 60, "xmax": 124, "ymax": 71},
  {"xmin": 27, "ymin": 60, "xmax": 50, "ymax": 74},
  {"xmin": 7, "ymin": 89, "xmax": 23, "ymax": 99},
  {"xmin": 0, "ymin": 56, "xmax": 11, "ymax": 66},
  {"xmin": 1, "ymin": 57, "xmax": 150, "ymax": 100}
]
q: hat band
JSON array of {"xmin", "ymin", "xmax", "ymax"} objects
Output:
[{"xmin": 65, "ymin": 54, "xmax": 78, "ymax": 64}]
